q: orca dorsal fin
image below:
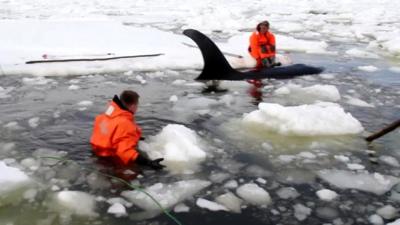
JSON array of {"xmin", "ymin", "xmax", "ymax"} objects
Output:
[{"xmin": 183, "ymin": 29, "xmax": 240, "ymax": 80}]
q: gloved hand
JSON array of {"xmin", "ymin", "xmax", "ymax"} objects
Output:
[
  {"xmin": 136, "ymin": 154, "xmax": 166, "ymax": 170},
  {"xmin": 261, "ymin": 58, "xmax": 271, "ymax": 67},
  {"xmin": 148, "ymin": 158, "xmax": 165, "ymax": 170}
]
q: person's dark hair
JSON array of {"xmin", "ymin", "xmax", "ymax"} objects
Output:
[
  {"xmin": 120, "ymin": 90, "xmax": 139, "ymax": 106},
  {"xmin": 256, "ymin": 20, "xmax": 270, "ymax": 31}
]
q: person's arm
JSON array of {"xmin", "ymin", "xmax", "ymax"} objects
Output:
[
  {"xmin": 249, "ymin": 33, "xmax": 261, "ymax": 59},
  {"xmin": 269, "ymin": 33, "xmax": 276, "ymax": 53}
]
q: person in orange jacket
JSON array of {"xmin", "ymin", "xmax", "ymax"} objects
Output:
[
  {"xmin": 90, "ymin": 90, "xmax": 165, "ymax": 170},
  {"xmin": 249, "ymin": 20, "xmax": 277, "ymax": 68}
]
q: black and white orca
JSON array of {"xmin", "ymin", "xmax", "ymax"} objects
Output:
[{"xmin": 183, "ymin": 29, "xmax": 324, "ymax": 81}]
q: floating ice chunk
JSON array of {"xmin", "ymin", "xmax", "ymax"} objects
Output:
[
  {"xmin": 334, "ymin": 155, "xmax": 350, "ymax": 162},
  {"xmin": 22, "ymin": 77, "xmax": 54, "ymax": 85},
  {"xmin": 347, "ymin": 163, "xmax": 365, "ymax": 170},
  {"xmin": 236, "ymin": 183, "xmax": 271, "ymax": 206},
  {"xmin": 256, "ymin": 178, "xmax": 267, "ymax": 184},
  {"xmin": 298, "ymin": 152, "xmax": 316, "ymax": 159},
  {"xmin": 278, "ymin": 155, "xmax": 296, "ymax": 163},
  {"xmin": 379, "ymin": 156, "xmax": 400, "ymax": 167},
  {"xmin": 0, "ymin": 86, "xmax": 13, "ymax": 98},
  {"xmin": 107, "ymin": 203, "xmax": 127, "ymax": 217},
  {"xmin": 169, "ymin": 95, "xmax": 178, "ymax": 102},
  {"xmin": 319, "ymin": 73, "xmax": 336, "ymax": 79},
  {"xmin": 345, "ymin": 96, "xmax": 374, "ymax": 107},
  {"xmin": 293, "ymin": 203, "xmax": 312, "ymax": 221},
  {"xmin": 243, "ymin": 102, "xmax": 364, "ymax": 136},
  {"xmin": 20, "ymin": 158, "xmax": 40, "ymax": 171},
  {"xmin": 172, "ymin": 79, "xmax": 186, "ymax": 85},
  {"xmin": 316, "ymin": 189, "xmax": 338, "ymax": 201},
  {"xmin": 136, "ymin": 75, "xmax": 146, "ymax": 84},
  {"xmin": 276, "ymin": 187, "xmax": 300, "ymax": 199},
  {"xmin": 358, "ymin": 65, "xmax": 379, "ymax": 72},
  {"xmin": 215, "ymin": 192, "xmax": 243, "ymax": 213},
  {"xmin": 389, "ymin": 67, "xmax": 400, "ymax": 73},
  {"xmin": 174, "ymin": 203, "xmax": 190, "ymax": 213},
  {"xmin": 68, "ymin": 85, "xmax": 80, "ymax": 90},
  {"xmin": 387, "ymin": 219, "xmax": 400, "ymax": 225},
  {"xmin": 219, "ymin": 94, "xmax": 235, "ymax": 107},
  {"xmin": 106, "ymin": 197, "xmax": 132, "ymax": 208},
  {"xmin": 368, "ymin": 214, "xmax": 384, "ymax": 225},
  {"xmin": 28, "ymin": 117, "xmax": 40, "ymax": 128},
  {"xmin": 196, "ymin": 198, "xmax": 228, "ymax": 211},
  {"xmin": 274, "ymin": 84, "xmax": 341, "ymax": 102},
  {"xmin": 224, "ymin": 180, "xmax": 238, "ymax": 189},
  {"xmin": 316, "ymin": 207, "xmax": 339, "ymax": 220},
  {"xmin": 209, "ymin": 172, "xmax": 230, "ymax": 183},
  {"xmin": 77, "ymin": 100, "xmax": 93, "ymax": 106},
  {"xmin": 140, "ymin": 124, "xmax": 207, "ymax": 174},
  {"xmin": 277, "ymin": 35, "xmax": 329, "ymax": 54},
  {"xmin": 53, "ymin": 191, "xmax": 97, "ymax": 217},
  {"xmin": 23, "ymin": 189, "xmax": 38, "ymax": 202},
  {"xmin": 317, "ymin": 170, "xmax": 400, "ymax": 195},
  {"xmin": 121, "ymin": 179, "xmax": 211, "ymax": 211},
  {"xmin": 0, "ymin": 161, "xmax": 32, "ymax": 206},
  {"xmin": 3, "ymin": 121, "xmax": 22, "ymax": 130},
  {"xmin": 345, "ymin": 48, "xmax": 379, "ymax": 59},
  {"xmin": 376, "ymin": 205, "xmax": 398, "ymax": 220}
]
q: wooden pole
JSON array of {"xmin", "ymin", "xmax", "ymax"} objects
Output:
[
  {"xmin": 25, "ymin": 53, "xmax": 164, "ymax": 64},
  {"xmin": 365, "ymin": 119, "xmax": 400, "ymax": 142}
]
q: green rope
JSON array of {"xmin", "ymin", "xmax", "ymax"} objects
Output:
[{"xmin": 40, "ymin": 156, "xmax": 183, "ymax": 225}]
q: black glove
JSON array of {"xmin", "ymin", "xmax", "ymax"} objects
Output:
[
  {"xmin": 148, "ymin": 158, "xmax": 166, "ymax": 170},
  {"xmin": 136, "ymin": 154, "xmax": 165, "ymax": 170}
]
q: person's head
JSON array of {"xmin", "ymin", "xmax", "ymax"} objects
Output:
[
  {"xmin": 120, "ymin": 90, "xmax": 140, "ymax": 114},
  {"xmin": 256, "ymin": 21, "xmax": 270, "ymax": 34}
]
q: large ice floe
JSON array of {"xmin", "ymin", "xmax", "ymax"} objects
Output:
[
  {"xmin": 140, "ymin": 124, "xmax": 207, "ymax": 174},
  {"xmin": 318, "ymin": 170, "xmax": 400, "ymax": 195},
  {"xmin": 51, "ymin": 190, "xmax": 98, "ymax": 217},
  {"xmin": 121, "ymin": 179, "xmax": 211, "ymax": 211},
  {"xmin": 243, "ymin": 102, "xmax": 364, "ymax": 136},
  {"xmin": 0, "ymin": 161, "xmax": 33, "ymax": 206}
]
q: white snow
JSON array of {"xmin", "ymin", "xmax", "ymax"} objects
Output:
[
  {"xmin": 121, "ymin": 179, "xmax": 211, "ymax": 211},
  {"xmin": 243, "ymin": 102, "xmax": 364, "ymax": 136},
  {"xmin": 196, "ymin": 198, "xmax": 228, "ymax": 211},
  {"xmin": 236, "ymin": 183, "xmax": 271, "ymax": 206},
  {"xmin": 317, "ymin": 170, "xmax": 400, "ymax": 195},
  {"xmin": 140, "ymin": 124, "xmax": 207, "ymax": 174},
  {"xmin": 316, "ymin": 189, "xmax": 338, "ymax": 201},
  {"xmin": 52, "ymin": 191, "xmax": 97, "ymax": 217}
]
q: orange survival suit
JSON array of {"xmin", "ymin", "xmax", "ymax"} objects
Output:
[
  {"xmin": 249, "ymin": 30, "xmax": 276, "ymax": 68},
  {"xmin": 90, "ymin": 95, "xmax": 141, "ymax": 165}
]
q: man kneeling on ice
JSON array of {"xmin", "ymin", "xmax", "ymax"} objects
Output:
[{"xmin": 90, "ymin": 90, "xmax": 165, "ymax": 170}]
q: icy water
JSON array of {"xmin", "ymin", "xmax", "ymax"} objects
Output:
[{"xmin": 0, "ymin": 50, "xmax": 400, "ymax": 225}]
